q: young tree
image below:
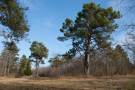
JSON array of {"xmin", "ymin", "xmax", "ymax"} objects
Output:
[
  {"xmin": 30, "ymin": 41, "xmax": 48, "ymax": 77},
  {"xmin": 58, "ymin": 3, "xmax": 120, "ymax": 75},
  {"xmin": 24, "ymin": 60, "xmax": 32, "ymax": 76},
  {"xmin": 19, "ymin": 55, "xmax": 32, "ymax": 76}
]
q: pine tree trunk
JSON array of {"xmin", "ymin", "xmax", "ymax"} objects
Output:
[
  {"xmin": 7, "ymin": 60, "xmax": 10, "ymax": 76},
  {"xmin": 35, "ymin": 60, "xmax": 39, "ymax": 77},
  {"xmin": 84, "ymin": 38, "xmax": 90, "ymax": 75},
  {"xmin": 84, "ymin": 51, "xmax": 90, "ymax": 76},
  {"xmin": 87, "ymin": 53, "xmax": 90, "ymax": 75},
  {"xmin": 84, "ymin": 50, "xmax": 88, "ymax": 75},
  {"xmin": 4, "ymin": 60, "xmax": 8, "ymax": 76},
  {"xmin": 1, "ymin": 60, "xmax": 5, "ymax": 76}
]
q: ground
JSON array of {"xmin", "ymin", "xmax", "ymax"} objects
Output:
[{"xmin": 0, "ymin": 75, "xmax": 135, "ymax": 90}]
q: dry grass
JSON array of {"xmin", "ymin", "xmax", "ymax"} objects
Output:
[{"xmin": 0, "ymin": 75, "xmax": 135, "ymax": 90}]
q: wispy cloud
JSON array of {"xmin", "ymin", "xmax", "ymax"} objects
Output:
[{"xmin": 42, "ymin": 20, "xmax": 54, "ymax": 30}]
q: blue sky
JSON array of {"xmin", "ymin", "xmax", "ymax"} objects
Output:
[{"xmin": 2, "ymin": 0, "xmax": 131, "ymax": 66}]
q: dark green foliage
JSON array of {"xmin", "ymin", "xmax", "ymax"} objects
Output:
[
  {"xmin": 58, "ymin": 3, "xmax": 120, "ymax": 51},
  {"xmin": 24, "ymin": 60, "xmax": 32, "ymax": 76},
  {"xmin": 30, "ymin": 41, "xmax": 48, "ymax": 77},
  {"xmin": 115, "ymin": 45, "xmax": 129, "ymax": 60},
  {"xmin": 30, "ymin": 41, "xmax": 48, "ymax": 60},
  {"xmin": 19, "ymin": 55, "xmax": 32, "ymax": 76},
  {"xmin": 0, "ymin": 0, "xmax": 29, "ymax": 76},
  {"xmin": 63, "ymin": 48, "xmax": 76, "ymax": 59},
  {"xmin": 0, "ymin": 0, "xmax": 29, "ymax": 41},
  {"xmin": 3, "ymin": 41, "xmax": 19, "ymax": 54},
  {"xmin": 58, "ymin": 3, "xmax": 120, "ymax": 74}
]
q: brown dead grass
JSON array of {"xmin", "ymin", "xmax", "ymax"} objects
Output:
[{"xmin": 0, "ymin": 75, "xmax": 135, "ymax": 90}]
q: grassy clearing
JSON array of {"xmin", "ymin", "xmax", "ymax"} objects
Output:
[{"xmin": 0, "ymin": 75, "xmax": 134, "ymax": 90}]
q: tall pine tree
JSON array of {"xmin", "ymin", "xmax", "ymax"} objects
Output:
[{"xmin": 58, "ymin": 3, "xmax": 120, "ymax": 75}]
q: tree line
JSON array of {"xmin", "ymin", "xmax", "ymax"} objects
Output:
[{"xmin": 0, "ymin": 0, "xmax": 135, "ymax": 77}]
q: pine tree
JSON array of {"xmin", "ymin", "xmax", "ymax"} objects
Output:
[
  {"xmin": 30, "ymin": 41, "xmax": 48, "ymax": 77},
  {"xmin": 115, "ymin": 45, "xmax": 130, "ymax": 75},
  {"xmin": 24, "ymin": 60, "xmax": 32, "ymax": 76},
  {"xmin": 19, "ymin": 55, "xmax": 32, "ymax": 76},
  {"xmin": 0, "ymin": 0, "xmax": 29, "ymax": 41},
  {"xmin": 0, "ymin": 0, "xmax": 29, "ymax": 76},
  {"xmin": 0, "ymin": 42, "xmax": 19, "ymax": 76},
  {"xmin": 58, "ymin": 3, "xmax": 120, "ymax": 75}
]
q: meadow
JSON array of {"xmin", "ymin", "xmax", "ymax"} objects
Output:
[{"xmin": 0, "ymin": 75, "xmax": 135, "ymax": 90}]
